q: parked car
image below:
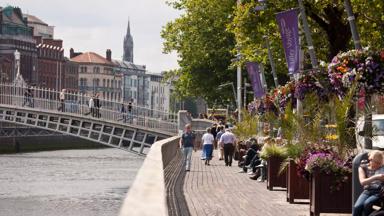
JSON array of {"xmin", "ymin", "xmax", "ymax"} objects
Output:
[{"xmin": 356, "ymin": 114, "xmax": 384, "ymax": 149}]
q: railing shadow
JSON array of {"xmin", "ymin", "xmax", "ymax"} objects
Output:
[{"xmin": 165, "ymin": 150, "xmax": 191, "ymax": 216}]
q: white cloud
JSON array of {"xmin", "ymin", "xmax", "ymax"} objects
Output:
[{"xmin": 0, "ymin": 0, "xmax": 181, "ymax": 73}]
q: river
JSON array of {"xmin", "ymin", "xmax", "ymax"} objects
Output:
[{"xmin": 0, "ymin": 148, "xmax": 144, "ymax": 216}]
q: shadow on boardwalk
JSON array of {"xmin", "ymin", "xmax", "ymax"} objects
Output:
[{"xmin": 165, "ymin": 150, "xmax": 191, "ymax": 216}]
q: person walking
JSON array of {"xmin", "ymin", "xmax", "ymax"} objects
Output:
[
  {"xmin": 219, "ymin": 128, "xmax": 237, "ymax": 166},
  {"xmin": 22, "ymin": 88, "xmax": 29, "ymax": 107},
  {"xmin": 120, "ymin": 103, "xmax": 126, "ymax": 123},
  {"xmin": 179, "ymin": 124, "xmax": 196, "ymax": 171},
  {"xmin": 94, "ymin": 93, "xmax": 101, "ymax": 118},
  {"xmin": 216, "ymin": 126, "xmax": 225, "ymax": 160},
  {"xmin": 88, "ymin": 96, "xmax": 94, "ymax": 117},
  {"xmin": 201, "ymin": 127, "xmax": 215, "ymax": 165},
  {"xmin": 59, "ymin": 89, "xmax": 66, "ymax": 112},
  {"xmin": 127, "ymin": 98, "xmax": 133, "ymax": 123}
]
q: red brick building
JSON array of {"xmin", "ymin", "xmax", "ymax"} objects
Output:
[
  {"xmin": 35, "ymin": 36, "xmax": 65, "ymax": 89},
  {"xmin": 63, "ymin": 58, "xmax": 79, "ymax": 92}
]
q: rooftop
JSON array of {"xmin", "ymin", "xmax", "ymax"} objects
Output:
[
  {"xmin": 24, "ymin": 14, "xmax": 48, "ymax": 26},
  {"xmin": 70, "ymin": 52, "xmax": 114, "ymax": 66}
]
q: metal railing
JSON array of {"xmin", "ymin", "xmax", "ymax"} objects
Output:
[{"xmin": 0, "ymin": 82, "xmax": 178, "ymax": 134}]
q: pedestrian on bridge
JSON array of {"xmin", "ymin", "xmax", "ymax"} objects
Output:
[
  {"xmin": 120, "ymin": 103, "xmax": 127, "ymax": 123},
  {"xmin": 58, "ymin": 89, "xmax": 66, "ymax": 112},
  {"xmin": 94, "ymin": 93, "xmax": 101, "ymax": 118},
  {"xmin": 127, "ymin": 98, "xmax": 133, "ymax": 123},
  {"xmin": 87, "ymin": 96, "xmax": 94, "ymax": 117},
  {"xmin": 180, "ymin": 124, "xmax": 196, "ymax": 171}
]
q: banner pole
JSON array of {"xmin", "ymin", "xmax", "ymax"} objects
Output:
[{"xmin": 297, "ymin": 0, "xmax": 318, "ymax": 69}]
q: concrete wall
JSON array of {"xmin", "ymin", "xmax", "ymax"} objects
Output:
[
  {"xmin": 119, "ymin": 136, "xmax": 180, "ymax": 216},
  {"xmin": 0, "ymin": 135, "xmax": 105, "ymax": 154},
  {"xmin": 178, "ymin": 110, "xmax": 214, "ymax": 134}
]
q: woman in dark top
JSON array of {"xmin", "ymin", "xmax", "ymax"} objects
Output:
[{"xmin": 353, "ymin": 150, "xmax": 384, "ymax": 216}]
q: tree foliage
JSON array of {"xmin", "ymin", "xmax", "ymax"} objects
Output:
[
  {"xmin": 162, "ymin": 0, "xmax": 384, "ymax": 104},
  {"xmin": 161, "ymin": 0, "xmax": 237, "ymax": 106}
]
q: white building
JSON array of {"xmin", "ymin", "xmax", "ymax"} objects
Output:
[
  {"xmin": 113, "ymin": 60, "xmax": 147, "ymax": 106},
  {"xmin": 147, "ymin": 73, "xmax": 171, "ymax": 114},
  {"xmin": 71, "ymin": 50, "xmax": 122, "ymax": 101}
]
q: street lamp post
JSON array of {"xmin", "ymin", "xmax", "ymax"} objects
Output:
[
  {"xmin": 237, "ymin": 60, "xmax": 242, "ymax": 122},
  {"xmin": 236, "ymin": 0, "xmax": 242, "ymax": 123}
]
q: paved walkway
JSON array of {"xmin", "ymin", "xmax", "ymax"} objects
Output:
[
  {"xmin": 181, "ymin": 150, "xmax": 307, "ymax": 216},
  {"xmin": 178, "ymin": 150, "xmax": 351, "ymax": 216}
]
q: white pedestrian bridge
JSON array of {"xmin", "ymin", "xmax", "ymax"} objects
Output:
[{"xmin": 0, "ymin": 83, "xmax": 178, "ymax": 155}]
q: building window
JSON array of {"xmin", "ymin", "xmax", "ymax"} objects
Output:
[
  {"xmin": 93, "ymin": 67, "xmax": 100, "ymax": 73},
  {"xmin": 80, "ymin": 66, "xmax": 87, "ymax": 73},
  {"xmin": 103, "ymin": 79, "xmax": 106, "ymax": 87}
]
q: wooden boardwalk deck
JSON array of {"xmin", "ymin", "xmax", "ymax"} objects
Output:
[
  {"xmin": 180, "ymin": 150, "xmax": 308, "ymax": 216},
  {"xmin": 166, "ymin": 150, "xmax": 351, "ymax": 216}
]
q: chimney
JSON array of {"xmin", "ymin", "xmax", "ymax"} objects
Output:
[
  {"xmin": 106, "ymin": 49, "xmax": 112, "ymax": 61},
  {"xmin": 70, "ymin": 48, "xmax": 74, "ymax": 58}
]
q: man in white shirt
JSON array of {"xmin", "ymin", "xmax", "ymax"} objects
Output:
[{"xmin": 219, "ymin": 128, "xmax": 237, "ymax": 166}]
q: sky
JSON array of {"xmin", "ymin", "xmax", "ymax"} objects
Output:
[{"xmin": 0, "ymin": 0, "xmax": 181, "ymax": 73}]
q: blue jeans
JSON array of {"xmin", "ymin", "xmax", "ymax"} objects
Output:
[
  {"xmin": 353, "ymin": 190, "xmax": 381, "ymax": 216},
  {"xmin": 183, "ymin": 147, "xmax": 193, "ymax": 170}
]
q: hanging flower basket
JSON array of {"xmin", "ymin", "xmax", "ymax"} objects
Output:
[
  {"xmin": 328, "ymin": 48, "xmax": 384, "ymax": 97},
  {"xmin": 294, "ymin": 70, "xmax": 330, "ymax": 102}
]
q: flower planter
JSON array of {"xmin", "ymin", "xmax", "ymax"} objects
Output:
[
  {"xmin": 309, "ymin": 171, "xmax": 352, "ymax": 216},
  {"xmin": 286, "ymin": 160, "xmax": 309, "ymax": 203},
  {"xmin": 267, "ymin": 156, "xmax": 286, "ymax": 190}
]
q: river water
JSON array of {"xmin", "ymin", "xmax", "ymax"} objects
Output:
[{"xmin": 0, "ymin": 149, "xmax": 144, "ymax": 216}]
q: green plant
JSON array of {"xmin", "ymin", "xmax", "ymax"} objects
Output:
[
  {"xmin": 260, "ymin": 143, "xmax": 287, "ymax": 160},
  {"xmin": 232, "ymin": 109, "xmax": 258, "ymax": 141},
  {"xmin": 331, "ymin": 85, "xmax": 356, "ymax": 157}
]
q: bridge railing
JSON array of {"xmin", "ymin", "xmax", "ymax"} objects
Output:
[{"xmin": 0, "ymin": 83, "xmax": 177, "ymax": 134}]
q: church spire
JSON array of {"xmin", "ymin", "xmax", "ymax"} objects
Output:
[{"xmin": 123, "ymin": 19, "xmax": 134, "ymax": 63}]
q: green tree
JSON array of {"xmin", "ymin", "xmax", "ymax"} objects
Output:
[
  {"xmin": 162, "ymin": 0, "xmax": 383, "ymax": 102},
  {"xmin": 229, "ymin": 0, "xmax": 384, "ymax": 83},
  {"xmin": 161, "ymin": 0, "xmax": 237, "ymax": 106}
]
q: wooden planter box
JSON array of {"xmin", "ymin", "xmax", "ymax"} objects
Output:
[
  {"xmin": 267, "ymin": 156, "xmax": 287, "ymax": 190},
  {"xmin": 286, "ymin": 160, "xmax": 309, "ymax": 203},
  {"xmin": 309, "ymin": 171, "xmax": 352, "ymax": 216}
]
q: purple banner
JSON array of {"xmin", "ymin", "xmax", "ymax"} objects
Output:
[
  {"xmin": 276, "ymin": 9, "xmax": 299, "ymax": 74},
  {"xmin": 246, "ymin": 62, "xmax": 265, "ymax": 98}
]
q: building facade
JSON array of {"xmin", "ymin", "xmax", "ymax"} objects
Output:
[
  {"xmin": 147, "ymin": 73, "xmax": 170, "ymax": 114},
  {"xmin": 35, "ymin": 36, "xmax": 65, "ymax": 89},
  {"xmin": 71, "ymin": 50, "xmax": 122, "ymax": 100},
  {"xmin": 0, "ymin": 6, "xmax": 37, "ymax": 84},
  {"xmin": 63, "ymin": 57, "xmax": 79, "ymax": 92},
  {"xmin": 25, "ymin": 14, "xmax": 54, "ymax": 39},
  {"xmin": 113, "ymin": 60, "xmax": 147, "ymax": 106}
]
